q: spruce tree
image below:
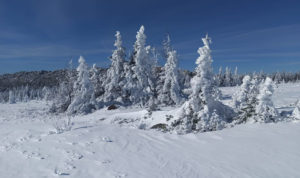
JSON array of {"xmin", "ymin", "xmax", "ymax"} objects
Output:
[
  {"xmin": 67, "ymin": 56, "xmax": 96, "ymax": 114},
  {"xmin": 292, "ymin": 100, "xmax": 300, "ymax": 120},
  {"xmin": 103, "ymin": 31, "xmax": 126, "ymax": 103},
  {"xmin": 233, "ymin": 75, "xmax": 266, "ymax": 124},
  {"xmin": 124, "ymin": 26, "xmax": 156, "ymax": 106},
  {"xmin": 173, "ymin": 34, "xmax": 233, "ymax": 133},
  {"xmin": 255, "ymin": 77, "xmax": 278, "ymax": 122},
  {"xmin": 159, "ymin": 50, "xmax": 182, "ymax": 105},
  {"xmin": 9, "ymin": 90, "xmax": 15, "ymax": 104},
  {"xmin": 225, "ymin": 67, "xmax": 232, "ymax": 86}
]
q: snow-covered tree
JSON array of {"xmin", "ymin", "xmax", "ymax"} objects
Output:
[
  {"xmin": 103, "ymin": 31, "xmax": 126, "ymax": 104},
  {"xmin": 159, "ymin": 50, "xmax": 182, "ymax": 105},
  {"xmin": 215, "ymin": 66, "xmax": 223, "ymax": 86},
  {"xmin": 292, "ymin": 100, "xmax": 300, "ymax": 120},
  {"xmin": 90, "ymin": 64, "xmax": 98, "ymax": 86},
  {"xmin": 123, "ymin": 26, "xmax": 156, "ymax": 106},
  {"xmin": 67, "ymin": 56, "xmax": 96, "ymax": 114},
  {"xmin": 9, "ymin": 90, "xmax": 15, "ymax": 104},
  {"xmin": 274, "ymin": 72, "xmax": 282, "ymax": 84},
  {"xmin": 233, "ymin": 66, "xmax": 240, "ymax": 86},
  {"xmin": 232, "ymin": 75, "xmax": 251, "ymax": 108},
  {"xmin": 50, "ymin": 60, "xmax": 76, "ymax": 113},
  {"xmin": 255, "ymin": 77, "xmax": 278, "ymax": 122},
  {"xmin": 225, "ymin": 67, "xmax": 232, "ymax": 86},
  {"xmin": 90, "ymin": 64, "xmax": 105, "ymax": 98},
  {"xmin": 173, "ymin": 34, "xmax": 234, "ymax": 133},
  {"xmin": 50, "ymin": 82, "xmax": 72, "ymax": 113},
  {"xmin": 162, "ymin": 34, "xmax": 172, "ymax": 60},
  {"xmin": 22, "ymin": 85, "xmax": 29, "ymax": 102},
  {"xmin": 233, "ymin": 75, "xmax": 264, "ymax": 124},
  {"xmin": 42, "ymin": 86, "xmax": 53, "ymax": 101}
]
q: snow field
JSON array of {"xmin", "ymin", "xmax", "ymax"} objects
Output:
[{"xmin": 0, "ymin": 83, "xmax": 300, "ymax": 177}]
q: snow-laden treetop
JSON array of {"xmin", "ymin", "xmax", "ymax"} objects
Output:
[
  {"xmin": 78, "ymin": 55, "xmax": 85, "ymax": 64},
  {"xmin": 196, "ymin": 34, "xmax": 212, "ymax": 65},
  {"xmin": 135, "ymin": 25, "xmax": 146, "ymax": 49},
  {"xmin": 114, "ymin": 31, "xmax": 122, "ymax": 49}
]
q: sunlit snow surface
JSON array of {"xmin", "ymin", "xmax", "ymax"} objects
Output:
[{"xmin": 0, "ymin": 83, "xmax": 300, "ymax": 178}]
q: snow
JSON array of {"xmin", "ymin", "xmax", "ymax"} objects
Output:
[
  {"xmin": 0, "ymin": 83, "xmax": 300, "ymax": 177},
  {"xmin": 221, "ymin": 82, "xmax": 300, "ymax": 111}
]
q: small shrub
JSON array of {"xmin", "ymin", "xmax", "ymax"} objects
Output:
[{"xmin": 53, "ymin": 116, "xmax": 74, "ymax": 134}]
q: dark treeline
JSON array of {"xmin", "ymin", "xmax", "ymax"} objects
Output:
[
  {"xmin": 0, "ymin": 67, "xmax": 299, "ymax": 104},
  {"xmin": 216, "ymin": 67, "xmax": 300, "ymax": 87}
]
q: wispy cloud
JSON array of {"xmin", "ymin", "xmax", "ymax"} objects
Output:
[
  {"xmin": 0, "ymin": 31, "xmax": 32, "ymax": 41},
  {"xmin": 0, "ymin": 44, "xmax": 112, "ymax": 59},
  {"xmin": 214, "ymin": 51, "xmax": 300, "ymax": 58},
  {"xmin": 220, "ymin": 24, "xmax": 300, "ymax": 40}
]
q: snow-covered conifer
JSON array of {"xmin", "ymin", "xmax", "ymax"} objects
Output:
[
  {"xmin": 233, "ymin": 66, "xmax": 240, "ymax": 86},
  {"xmin": 233, "ymin": 75, "xmax": 263, "ymax": 124},
  {"xmin": 292, "ymin": 100, "xmax": 300, "ymax": 120},
  {"xmin": 274, "ymin": 72, "xmax": 282, "ymax": 84},
  {"xmin": 233, "ymin": 75, "xmax": 251, "ymax": 109},
  {"xmin": 103, "ymin": 31, "xmax": 126, "ymax": 103},
  {"xmin": 50, "ymin": 60, "xmax": 76, "ymax": 113},
  {"xmin": 90, "ymin": 64, "xmax": 105, "ymax": 98},
  {"xmin": 159, "ymin": 50, "xmax": 182, "ymax": 105},
  {"xmin": 23, "ymin": 85, "xmax": 29, "ymax": 102},
  {"xmin": 124, "ymin": 26, "xmax": 155, "ymax": 106},
  {"xmin": 162, "ymin": 34, "xmax": 172, "ymax": 59},
  {"xmin": 9, "ymin": 90, "xmax": 15, "ymax": 104},
  {"xmin": 42, "ymin": 86, "xmax": 52, "ymax": 101},
  {"xmin": 173, "ymin": 34, "xmax": 233, "ymax": 133},
  {"xmin": 67, "ymin": 56, "xmax": 96, "ymax": 114},
  {"xmin": 225, "ymin": 67, "xmax": 232, "ymax": 86},
  {"xmin": 215, "ymin": 66, "xmax": 223, "ymax": 87},
  {"xmin": 134, "ymin": 26, "xmax": 148, "ymax": 87},
  {"xmin": 90, "ymin": 64, "xmax": 98, "ymax": 84},
  {"xmin": 255, "ymin": 77, "xmax": 278, "ymax": 122}
]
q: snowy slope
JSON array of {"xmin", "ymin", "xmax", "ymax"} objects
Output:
[{"xmin": 0, "ymin": 83, "xmax": 300, "ymax": 178}]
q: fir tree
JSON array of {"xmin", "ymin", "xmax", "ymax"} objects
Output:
[
  {"xmin": 173, "ymin": 34, "xmax": 234, "ymax": 133},
  {"xmin": 103, "ymin": 31, "xmax": 126, "ymax": 103},
  {"xmin": 292, "ymin": 100, "xmax": 300, "ymax": 120},
  {"xmin": 159, "ymin": 50, "xmax": 182, "ymax": 105},
  {"xmin": 162, "ymin": 34, "xmax": 172, "ymax": 60},
  {"xmin": 233, "ymin": 75, "xmax": 263, "ymax": 124},
  {"xmin": 225, "ymin": 67, "xmax": 232, "ymax": 86},
  {"xmin": 124, "ymin": 26, "xmax": 156, "ymax": 106},
  {"xmin": 9, "ymin": 90, "xmax": 15, "ymax": 104},
  {"xmin": 50, "ymin": 60, "xmax": 75, "ymax": 113},
  {"xmin": 255, "ymin": 77, "xmax": 278, "ymax": 122},
  {"xmin": 67, "ymin": 56, "xmax": 96, "ymax": 114},
  {"xmin": 233, "ymin": 75, "xmax": 251, "ymax": 109}
]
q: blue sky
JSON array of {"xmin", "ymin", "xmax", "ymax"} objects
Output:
[{"xmin": 0, "ymin": 0, "xmax": 299, "ymax": 74}]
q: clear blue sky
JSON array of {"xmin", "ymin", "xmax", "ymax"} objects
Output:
[{"xmin": 0, "ymin": 0, "xmax": 299, "ymax": 74}]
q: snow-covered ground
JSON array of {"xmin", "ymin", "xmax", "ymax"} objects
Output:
[{"xmin": 0, "ymin": 83, "xmax": 300, "ymax": 178}]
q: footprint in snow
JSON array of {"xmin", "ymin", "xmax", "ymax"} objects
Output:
[
  {"xmin": 54, "ymin": 168, "xmax": 70, "ymax": 176},
  {"xmin": 19, "ymin": 136, "xmax": 42, "ymax": 143},
  {"xmin": 102, "ymin": 159, "xmax": 111, "ymax": 164},
  {"xmin": 65, "ymin": 150, "xmax": 84, "ymax": 161},
  {"xmin": 84, "ymin": 141, "xmax": 94, "ymax": 147},
  {"xmin": 54, "ymin": 162, "xmax": 76, "ymax": 176},
  {"xmin": 113, "ymin": 171, "xmax": 128, "ymax": 178},
  {"xmin": 95, "ymin": 159, "xmax": 111, "ymax": 166},
  {"xmin": 102, "ymin": 137, "xmax": 113, "ymax": 142},
  {"xmin": 21, "ymin": 150, "xmax": 47, "ymax": 160},
  {"xmin": 0, "ymin": 142, "xmax": 17, "ymax": 152}
]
